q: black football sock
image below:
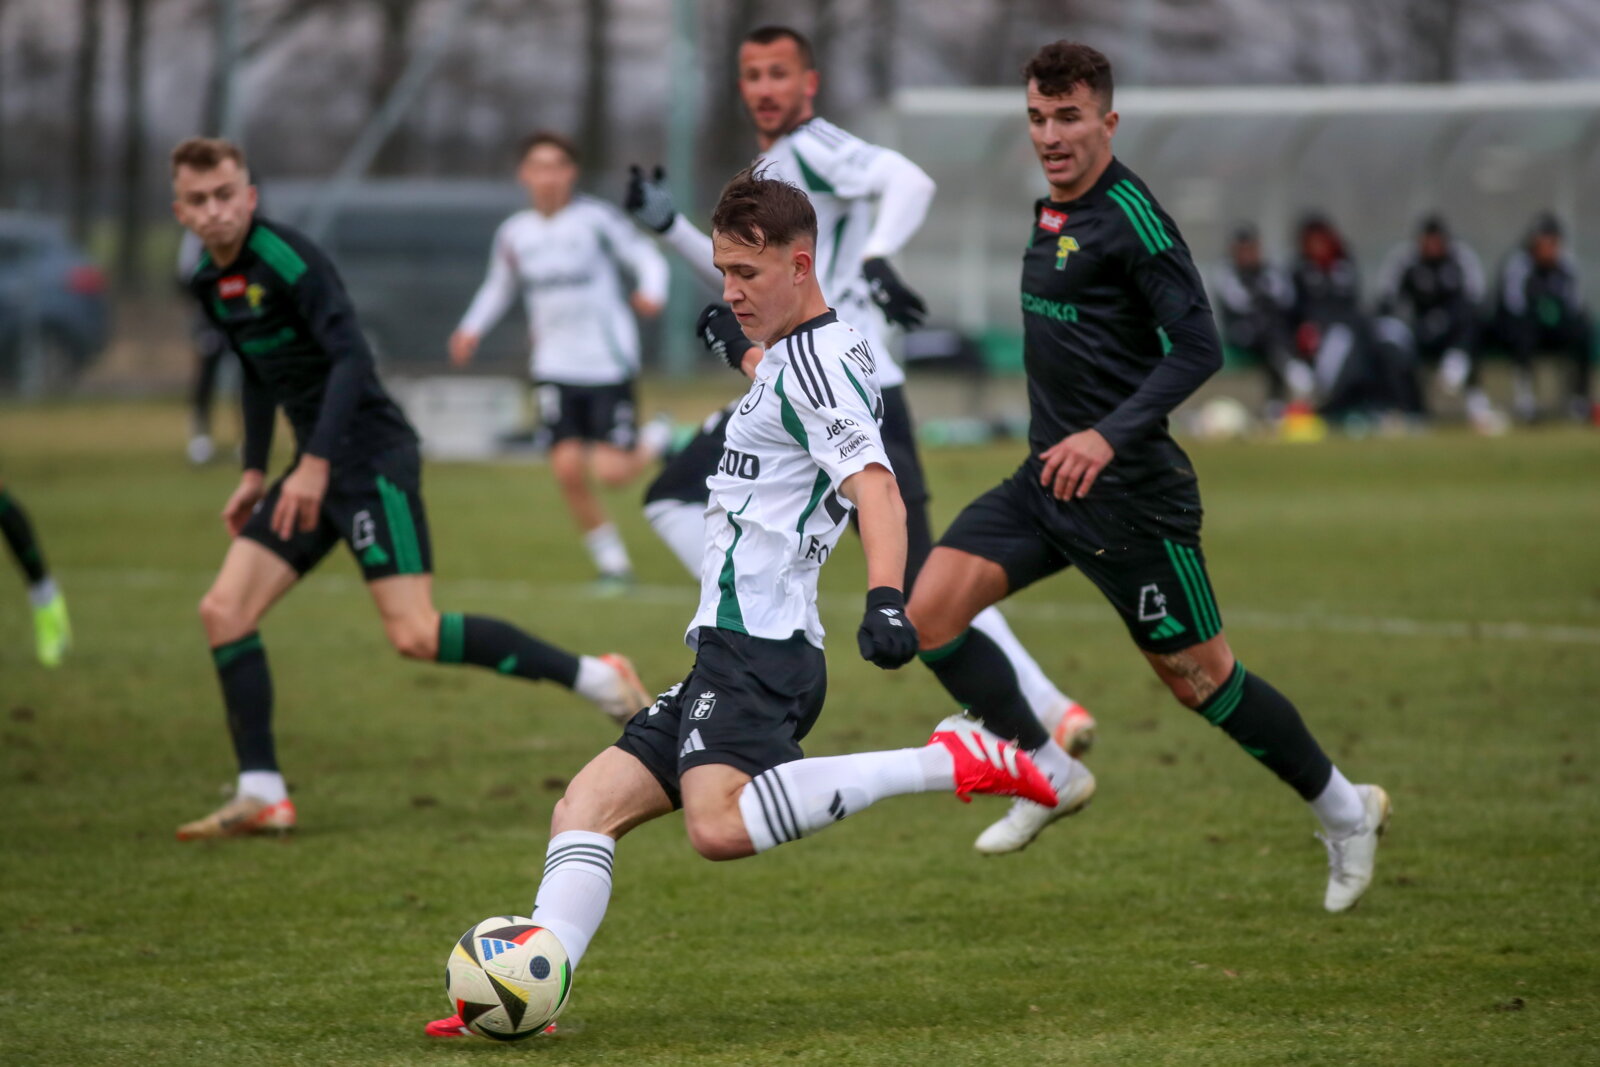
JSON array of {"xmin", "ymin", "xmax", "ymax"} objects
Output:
[
  {"xmin": 212, "ymin": 632, "xmax": 277, "ymax": 772},
  {"xmin": 1192, "ymin": 663, "xmax": 1333, "ymax": 800},
  {"xmin": 436, "ymin": 612, "xmax": 580, "ymax": 688},
  {"xmin": 0, "ymin": 489, "xmax": 49, "ymax": 585},
  {"xmin": 918, "ymin": 627, "xmax": 1049, "ymax": 750}
]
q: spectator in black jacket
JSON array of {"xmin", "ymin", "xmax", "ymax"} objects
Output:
[
  {"xmin": 1215, "ymin": 224, "xmax": 1307, "ymax": 419},
  {"xmin": 1494, "ymin": 213, "xmax": 1593, "ymax": 423}
]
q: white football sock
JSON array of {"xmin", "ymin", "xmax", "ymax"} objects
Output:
[
  {"xmin": 572, "ymin": 655, "xmax": 617, "ymax": 701},
  {"xmin": 971, "ymin": 606, "xmax": 1074, "ymax": 730},
  {"xmin": 530, "ymin": 830, "xmax": 615, "ymax": 968},
  {"xmin": 1310, "ymin": 766, "xmax": 1365, "ymax": 837},
  {"xmin": 1024, "ymin": 737, "xmax": 1084, "ymax": 792},
  {"xmin": 583, "ymin": 522, "xmax": 631, "ymax": 578},
  {"xmin": 643, "ymin": 499, "xmax": 706, "ymax": 578},
  {"xmin": 738, "ymin": 747, "xmax": 955, "ymax": 853},
  {"xmin": 237, "ymin": 770, "xmax": 287, "ymax": 805},
  {"xmin": 27, "ymin": 576, "xmax": 58, "ymax": 609}
]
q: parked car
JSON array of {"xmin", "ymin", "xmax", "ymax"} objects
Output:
[{"xmin": 0, "ymin": 212, "xmax": 111, "ymax": 391}]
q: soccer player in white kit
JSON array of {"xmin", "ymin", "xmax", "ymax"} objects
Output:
[
  {"xmin": 451, "ymin": 132, "xmax": 672, "ymax": 589},
  {"xmin": 424, "ymin": 168, "xmax": 1059, "ymax": 1039},
  {"xmin": 626, "ymin": 26, "xmax": 1099, "ymax": 836}
]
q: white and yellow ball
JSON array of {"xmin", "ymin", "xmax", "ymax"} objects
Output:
[{"xmin": 445, "ymin": 916, "xmax": 571, "ymax": 1041}]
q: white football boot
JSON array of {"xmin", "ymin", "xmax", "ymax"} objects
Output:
[
  {"xmin": 1320, "ymin": 784, "xmax": 1391, "ymax": 912},
  {"xmin": 973, "ymin": 755, "xmax": 1096, "ymax": 854}
]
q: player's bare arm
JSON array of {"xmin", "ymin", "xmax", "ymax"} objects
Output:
[{"xmin": 839, "ymin": 463, "xmax": 907, "ymax": 594}]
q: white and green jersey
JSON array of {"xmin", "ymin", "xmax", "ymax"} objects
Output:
[
  {"xmin": 687, "ymin": 311, "xmax": 891, "ymax": 650},
  {"xmin": 459, "ymin": 195, "xmax": 669, "ymax": 385},
  {"xmin": 661, "ymin": 116, "xmax": 935, "ymax": 389}
]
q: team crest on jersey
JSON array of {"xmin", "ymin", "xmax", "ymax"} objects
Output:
[
  {"xmin": 1054, "ymin": 236, "xmax": 1080, "ymax": 271},
  {"xmin": 246, "ymin": 283, "xmax": 267, "ymax": 310},
  {"xmin": 689, "ymin": 691, "xmax": 717, "ymax": 720},
  {"xmin": 217, "ymin": 275, "xmax": 247, "ymax": 299},
  {"xmin": 738, "ymin": 381, "xmax": 766, "ymax": 414},
  {"xmin": 1039, "ymin": 208, "xmax": 1068, "ymax": 234}
]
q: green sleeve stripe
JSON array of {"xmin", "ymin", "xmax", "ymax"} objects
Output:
[
  {"xmin": 248, "ymin": 227, "xmax": 309, "ymax": 285},
  {"xmin": 1176, "ymin": 543, "xmax": 1223, "ymax": 637},
  {"xmin": 1164, "ymin": 539, "xmax": 1218, "ymax": 641},
  {"xmin": 825, "ymin": 215, "xmax": 848, "ymax": 288},
  {"xmin": 715, "ymin": 495, "xmax": 753, "ymax": 634},
  {"xmin": 796, "ymin": 468, "xmax": 831, "ymax": 535},
  {"xmin": 774, "ymin": 370, "xmax": 809, "ymax": 449},
  {"xmin": 839, "ymin": 359, "xmax": 874, "ymax": 414},
  {"xmin": 377, "ymin": 476, "xmax": 425, "ymax": 575},
  {"xmin": 1114, "ymin": 181, "xmax": 1173, "ymax": 251},
  {"xmin": 1106, "ymin": 185, "xmax": 1162, "ymax": 257},
  {"xmin": 212, "ymin": 633, "xmax": 263, "ymax": 669},
  {"xmin": 1200, "ymin": 664, "xmax": 1248, "ymax": 726},
  {"xmin": 791, "ymin": 147, "xmax": 836, "ymax": 195},
  {"xmin": 438, "ymin": 612, "xmax": 465, "ymax": 664},
  {"xmin": 1106, "ymin": 186, "xmax": 1159, "ymax": 255}
]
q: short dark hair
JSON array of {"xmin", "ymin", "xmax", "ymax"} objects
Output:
[
  {"xmin": 171, "ymin": 136, "xmax": 246, "ymax": 176},
  {"xmin": 711, "ymin": 165, "xmax": 817, "ymax": 249},
  {"xmin": 518, "ymin": 130, "xmax": 579, "ymax": 166},
  {"xmin": 743, "ymin": 24, "xmax": 814, "ymax": 69},
  {"xmin": 1023, "ymin": 41, "xmax": 1114, "ymax": 112}
]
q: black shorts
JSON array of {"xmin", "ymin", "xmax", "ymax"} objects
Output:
[
  {"xmin": 240, "ymin": 444, "xmax": 432, "ymax": 582},
  {"xmin": 614, "ymin": 628, "xmax": 826, "ymax": 808},
  {"xmin": 938, "ymin": 462, "xmax": 1217, "ymax": 653},
  {"xmin": 538, "ymin": 381, "xmax": 638, "ymax": 449}
]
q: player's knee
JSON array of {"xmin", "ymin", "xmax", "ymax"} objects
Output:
[
  {"xmin": 385, "ymin": 615, "xmax": 439, "ymax": 660},
  {"xmin": 683, "ymin": 810, "xmax": 751, "ymax": 862},
  {"xmin": 906, "ymin": 597, "xmax": 960, "ymax": 651},
  {"xmin": 198, "ymin": 589, "xmax": 251, "ymax": 640},
  {"xmin": 593, "ymin": 459, "xmax": 632, "ymax": 489}
]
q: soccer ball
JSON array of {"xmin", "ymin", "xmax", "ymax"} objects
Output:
[{"xmin": 444, "ymin": 916, "xmax": 572, "ymax": 1041}]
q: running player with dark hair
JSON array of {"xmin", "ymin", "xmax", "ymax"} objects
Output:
[
  {"xmin": 170, "ymin": 137, "xmax": 651, "ymax": 840},
  {"xmin": 904, "ymin": 42, "xmax": 1390, "ymax": 908},
  {"xmin": 424, "ymin": 166, "xmax": 1057, "ymax": 1039},
  {"xmin": 451, "ymin": 131, "xmax": 673, "ymax": 591},
  {"xmin": 625, "ymin": 23, "xmax": 1099, "ymax": 779}
]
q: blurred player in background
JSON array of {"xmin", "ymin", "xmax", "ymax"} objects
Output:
[
  {"xmin": 625, "ymin": 24, "xmax": 1097, "ymax": 762},
  {"xmin": 450, "ymin": 132, "xmax": 673, "ymax": 592},
  {"xmin": 1492, "ymin": 212, "xmax": 1594, "ymax": 424},
  {"xmin": 1375, "ymin": 214, "xmax": 1501, "ymax": 432},
  {"xmin": 905, "ymin": 42, "xmax": 1389, "ymax": 909},
  {"xmin": 170, "ymin": 137, "xmax": 650, "ymax": 840},
  {"xmin": 0, "ymin": 479, "xmax": 70, "ymax": 666},
  {"xmin": 425, "ymin": 168, "xmax": 1057, "ymax": 1039},
  {"xmin": 1214, "ymin": 223, "xmax": 1306, "ymax": 420}
]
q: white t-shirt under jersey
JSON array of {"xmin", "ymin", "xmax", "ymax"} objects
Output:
[
  {"xmin": 688, "ymin": 310, "xmax": 891, "ymax": 651},
  {"xmin": 662, "ymin": 117, "xmax": 935, "ymax": 389},
  {"xmin": 460, "ymin": 195, "xmax": 670, "ymax": 385}
]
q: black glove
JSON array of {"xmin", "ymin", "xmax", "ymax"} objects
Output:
[
  {"xmin": 862, "ymin": 257, "xmax": 928, "ymax": 329},
  {"xmin": 856, "ymin": 586, "xmax": 918, "ymax": 669},
  {"xmin": 695, "ymin": 303, "xmax": 755, "ymax": 372},
  {"xmin": 625, "ymin": 164, "xmax": 677, "ymax": 233}
]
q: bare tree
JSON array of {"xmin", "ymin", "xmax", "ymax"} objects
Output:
[
  {"xmin": 580, "ymin": 0, "xmax": 611, "ymax": 173},
  {"xmin": 70, "ymin": 0, "xmax": 103, "ymax": 243},
  {"xmin": 117, "ymin": 0, "xmax": 147, "ymax": 291}
]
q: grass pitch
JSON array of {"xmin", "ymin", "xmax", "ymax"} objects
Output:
[{"xmin": 1, "ymin": 397, "xmax": 1596, "ymax": 1065}]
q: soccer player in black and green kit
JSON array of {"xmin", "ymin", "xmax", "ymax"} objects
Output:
[
  {"xmin": 169, "ymin": 137, "xmax": 650, "ymax": 840},
  {"xmin": 905, "ymin": 43, "xmax": 1391, "ymax": 911}
]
